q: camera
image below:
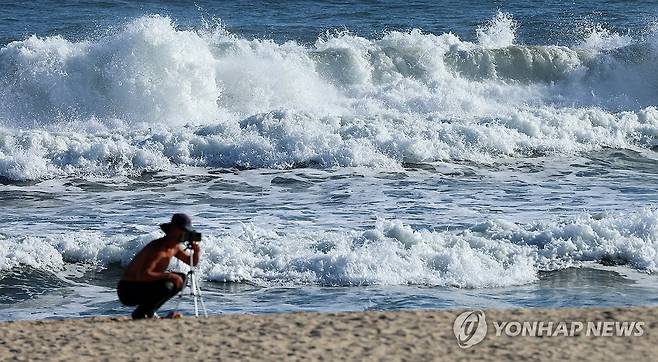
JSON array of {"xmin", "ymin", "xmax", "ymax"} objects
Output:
[{"xmin": 184, "ymin": 231, "xmax": 202, "ymax": 243}]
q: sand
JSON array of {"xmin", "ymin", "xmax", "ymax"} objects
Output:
[{"xmin": 1, "ymin": 307, "xmax": 657, "ymax": 361}]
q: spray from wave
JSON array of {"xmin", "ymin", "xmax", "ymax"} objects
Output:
[{"xmin": 1, "ymin": 13, "xmax": 657, "ymax": 181}]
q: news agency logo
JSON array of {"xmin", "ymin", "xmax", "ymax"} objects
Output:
[
  {"xmin": 453, "ymin": 309, "xmax": 646, "ymax": 348},
  {"xmin": 453, "ymin": 310, "xmax": 487, "ymax": 348}
]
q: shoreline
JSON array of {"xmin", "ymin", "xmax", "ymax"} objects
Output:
[{"xmin": 1, "ymin": 306, "xmax": 657, "ymax": 361}]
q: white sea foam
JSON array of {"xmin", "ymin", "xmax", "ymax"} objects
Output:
[
  {"xmin": 0, "ymin": 14, "xmax": 657, "ymax": 181},
  {"xmin": 3, "ymin": 209, "xmax": 657, "ymax": 288}
]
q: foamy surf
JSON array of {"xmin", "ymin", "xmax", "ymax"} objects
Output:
[
  {"xmin": 3, "ymin": 208, "xmax": 657, "ymax": 288},
  {"xmin": 1, "ymin": 14, "xmax": 658, "ymax": 181}
]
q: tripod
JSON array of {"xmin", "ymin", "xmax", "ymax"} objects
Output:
[{"xmin": 175, "ymin": 242, "xmax": 208, "ymax": 317}]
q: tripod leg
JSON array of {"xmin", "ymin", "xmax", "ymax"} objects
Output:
[
  {"xmin": 195, "ymin": 281, "xmax": 208, "ymax": 317},
  {"xmin": 174, "ymin": 245, "xmax": 207, "ymax": 318},
  {"xmin": 190, "ymin": 271, "xmax": 200, "ymax": 317},
  {"xmin": 174, "ymin": 272, "xmax": 191, "ymax": 312}
]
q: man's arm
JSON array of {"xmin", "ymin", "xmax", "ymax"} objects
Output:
[
  {"xmin": 175, "ymin": 243, "xmax": 201, "ymax": 266},
  {"xmin": 141, "ymin": 254, "xmax": 184, "ymax": 288},
  {"xmin": 122, "ymin": 241, "xmax": 183, "ymax": 288},
  {"xmin": 140, "ymin": 252, "xmax": 175, "ymax": 281}
]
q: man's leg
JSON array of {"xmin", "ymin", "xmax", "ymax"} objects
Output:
[
  {"xmin": 151, "ymin": 273, "xmax": 187, "ymax": 312},
  {"xmin": 132, "ymin": 276, "xmax": 185, "ymax": 319},
  {"xmin": 117, "ymin": 281, "xmax": 139, "ymax": 307}
]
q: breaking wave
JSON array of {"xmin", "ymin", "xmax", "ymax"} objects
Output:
[
  {"xmin": 1, "ymin": 13, "xmax": 658, "ymax": 181},
  {"xmin": 2, "ymin": 208, "xmax": 657, "ymax": 288}
]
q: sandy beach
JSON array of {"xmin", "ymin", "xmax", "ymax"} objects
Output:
[{"xmin": 1, "ymin": 306, "xmax": 656, "ymax": 361}]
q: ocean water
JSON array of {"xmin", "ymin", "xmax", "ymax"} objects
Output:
[{"xmin": 2, "ymin": 0, "xmax": 658, "ymax": 320}]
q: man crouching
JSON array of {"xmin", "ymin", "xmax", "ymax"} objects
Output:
[{"xmin": 117, "ymin": 213, "xmax": 201, "ymax": 319}]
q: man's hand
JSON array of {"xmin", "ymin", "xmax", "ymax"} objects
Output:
[
  {"xmin": 174, "ymin": 242, "xmax": 201, "ymax": 267},
  {"xmin": 191, "ymin": 241, "xmax": 201, "ymax": 266},
  {"xmin": 168, "ymin": 273, "xmax": 184, "ymax": 289}
]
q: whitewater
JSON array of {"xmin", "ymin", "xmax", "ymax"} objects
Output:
[
  {"xmin": 2, "ymin": 14, "xmax": 658, "ymax": 180},
  {"xmin": 2, "ymin": 5, "xmax": 658, "ymax": 319}
]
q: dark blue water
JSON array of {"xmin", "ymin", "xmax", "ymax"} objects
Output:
[{"xmin": 2, "ymin": 0, "xmax": 657, "ymax": 45}]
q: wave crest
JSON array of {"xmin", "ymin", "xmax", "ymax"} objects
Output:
[{"xmin": 0, "ymin": 14, "xmax": 657, "ymax": 180}]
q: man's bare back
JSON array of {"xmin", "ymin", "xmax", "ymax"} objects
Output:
[{"xmin": 121, "ymin": 238, "xmax": 188, "ymax": 288}]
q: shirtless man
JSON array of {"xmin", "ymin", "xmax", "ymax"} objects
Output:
[{"xmin": 117, "ymin": 213, "xmax": 201, "ymax": 319}]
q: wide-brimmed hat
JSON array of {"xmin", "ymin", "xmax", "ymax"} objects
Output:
[{"xmin": 160, "ymin": 213, "xmax": 195, "ymax": 234}]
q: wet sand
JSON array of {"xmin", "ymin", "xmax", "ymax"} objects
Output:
[{"xmin": 1, "ymin": 307, "xmax": 657, "ymax": 361}]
